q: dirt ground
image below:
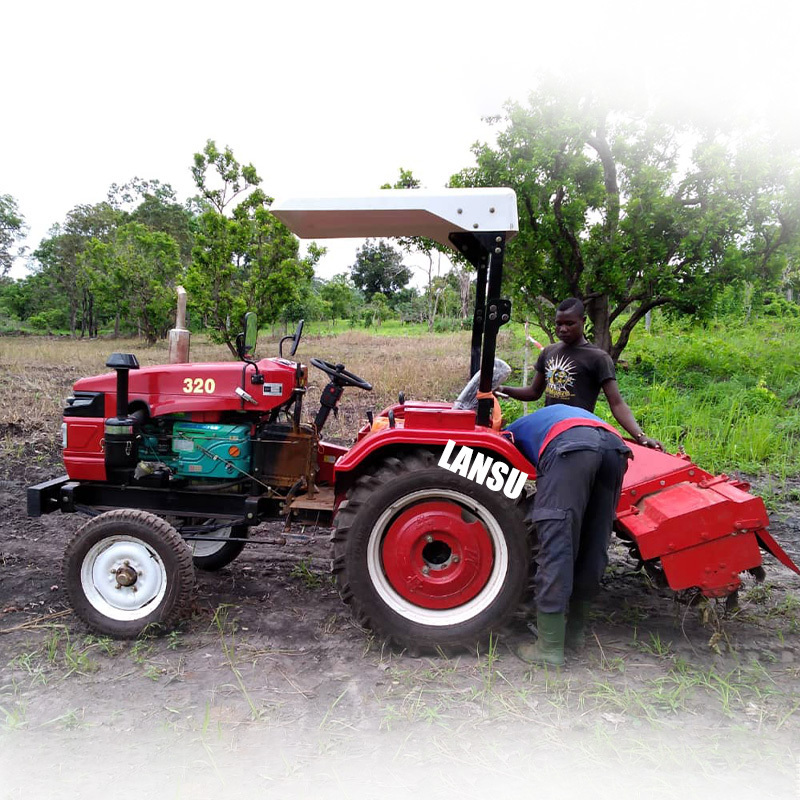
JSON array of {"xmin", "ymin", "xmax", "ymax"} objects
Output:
[{"xmin": 2, "ymin": 449, "xmax": 800, "ymax": 799}]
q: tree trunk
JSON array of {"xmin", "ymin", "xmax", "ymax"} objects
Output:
[
  {"xmin": 87, "ymin": 293, "xmax": 94, "ymax": 339},
  {"xmin": 609, "ymin": 298, "xmax": 669, "ymax": 363},
  {"xmin": 458, "ymin": 269, "xmax": 471, "ymax": 319},
  {"xmin": 585, "ymin": 295, "xmax": 612, "ymax": 353},
  {"xmin": 532, "ymin": 298, "xmax": 556, "ymax": 343},
  {"xmin": 743, "ymin": 282, "xmax": 754, "ymax": 324}
]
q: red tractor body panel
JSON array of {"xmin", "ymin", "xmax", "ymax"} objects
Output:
[
  {"xmin": 63, "ymin": 418, "xmax": 106, "ymax": 481},
  {"xmin": 71, "ymin": 358, "xmax": 299, "ymax": 416}
]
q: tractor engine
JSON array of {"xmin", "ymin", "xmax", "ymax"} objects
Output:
[
  {"xmin": 136, "ymin": 419, "xmax": 253, "ymax": 482},
  {"xmin": 131, "ymin": 417, "xmax": 317, "ymax": 491}
]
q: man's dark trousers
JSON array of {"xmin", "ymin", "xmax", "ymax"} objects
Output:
[{"xmin": 529, "ymin": 427, "xmax": 631, "ymax": 614}]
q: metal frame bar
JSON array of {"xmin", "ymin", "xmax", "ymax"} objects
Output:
[{"xmin": 450, "ymin": 231, "xmax": 511, "ymax": 427}]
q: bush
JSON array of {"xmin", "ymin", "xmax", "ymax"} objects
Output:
[
  {"xmin": 433, "ymin": 317, "xmax": 465, "ymax": 333},
  {"xmin": 27, "ymin": 309, "xmax": 68, "ymax": 331},
  {"xmin": 762, "ymin": 291, "xmax": 800, "ymax": 318}
]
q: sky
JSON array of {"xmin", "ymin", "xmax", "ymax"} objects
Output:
[{"xmin": 2, "ymin": 0, "xmax": 799, "ymax": 283}]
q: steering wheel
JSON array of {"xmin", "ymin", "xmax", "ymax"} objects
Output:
[{"xmin": 310, "ymin": 358, "xmax": 373, "ymax": 391}]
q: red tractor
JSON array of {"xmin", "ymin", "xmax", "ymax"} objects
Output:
[{"xmin": 28, "ymin": 189, "xmax": 799, "ymax": 650}]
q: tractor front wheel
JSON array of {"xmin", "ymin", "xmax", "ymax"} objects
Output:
[
  {"xmin": 64, "ymin": 509, "xmax": 195, "ymax": 638},
  {"xmin": 187, "ymin": 522, "xmax": 248, "ymax": 572},
  {"xmin": 332, "ymin": 450, "xmax": 530, "ymax": 652}
]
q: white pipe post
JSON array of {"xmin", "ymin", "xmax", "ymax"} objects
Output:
[{"xmin": 168, "ymin": 286, "xmax": 190, "ymax": 364}]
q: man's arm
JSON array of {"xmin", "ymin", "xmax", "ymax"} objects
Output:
[
  {"xmin": 602, "ymin": 379, "xmax": 663, "ymax": 450},
  {"xmin": 500, "ymin": 371, "xmax": 546, "ymax": 402}
]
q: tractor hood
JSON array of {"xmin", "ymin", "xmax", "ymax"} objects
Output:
[{"xmin": 270, "ymin": 188, "xmax": 519, "ymax": 253}]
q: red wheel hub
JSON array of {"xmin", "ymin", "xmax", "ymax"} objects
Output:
[{"xmin": 381, "ymin": 500, "xmax": 494, "ymax": 609}]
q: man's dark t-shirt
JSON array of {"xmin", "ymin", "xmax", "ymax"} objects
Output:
[{"xmin": 534, "ymin": 342, "xmax": 615, "ymax": 413}]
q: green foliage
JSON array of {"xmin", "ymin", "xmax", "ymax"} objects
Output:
[
  {"xmin": 32, "ymin": 202, "xmax": 121, "ymax": 335},
  {"xmin": 762, "ymin": 291, "xmax": 800, "ymax": 318},
  {"xmin": 611, "ymin": 319, "xmax": 800, "ymax": 473},
  {"xmin": 27, "ymin": 308, "xmax": 68, "ymax": 331},
  {"xmin": 362, "ymin": 292, "xmax": 392, "ymax": 328},
  {"xmin": 450, "ymin": 77, "xmax": 800, "ymax": 361},
  {"xmin": 318, "ymin": 273, "xmax": 360, "ymax": 323},
  {"xmin": 0, "ymin": 193, "xmax": 27, "ymax": 277},
  {"xmin": 279, "ymin": 278, "xmax": 328, "ymax": 324},
  {"xmin": 81, "ymin": 222, "xmax": 183, "ymax": 344},
  {"xmin": 18, "ymin": 183, "xmax": 193, "ymax": 339},
  {"xmin": 108, "ymin": 178, "xmax": 196, "ymax": 268},
  {"xmin": 734, "ymin": 136, "xmax": 800, "ymax": 294},
  {"xmin": 185, "ymin": 140, "xmax": 316, "ymax": 354},
  {"xmin": 350, "ymin": 239, "xmax": 411, "ymax": 299},
  {"xmin": 433, "ymin": 317, "xmax": 466, "ymax": 333},
  {"xmin": 191, "ymin": 140, "xmax": 260, "ymax": 213},
  {"xmin": 0, "ymin": 271, "xmax": 52, "ymax": 321},
  {"xmin": 393, "ymin": 292, "xmax": 426, "ymax": 325},
  {"xmin": 500, "ymin": 315, "xmax": 800, "ymax": 474}
]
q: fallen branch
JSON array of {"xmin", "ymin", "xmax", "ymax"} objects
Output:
[{"xmin": 0, "ymin": 609, "xmax": 72, "ymax": 634}]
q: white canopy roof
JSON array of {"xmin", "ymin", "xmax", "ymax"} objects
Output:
[{"xmin": 270, "ymin": 188, "xmax": 518, "ymax": 252}]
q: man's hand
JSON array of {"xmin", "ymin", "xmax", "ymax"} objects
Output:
[{"xmin": 636, "ymin": 434, "xmax": 663, "ymax": 451}]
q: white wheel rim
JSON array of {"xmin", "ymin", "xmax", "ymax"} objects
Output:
[
  {"xmin": 80, "ymin": 535, "xmax": 168, "ymax": 621},
  {"xmin": 366, "ymin": 488, "xmax": 509, "ymax": 626},
  {"xmin": 190, "ymin": 526, "xmax": 233, "ymax": 558}
]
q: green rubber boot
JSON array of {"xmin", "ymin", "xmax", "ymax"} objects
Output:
[
  {"xmin": 516, "ymin": 612, "xmax": 566, "ymax": 667},
  {"xmin": 565, "ymin": 600, "xmax": 591, "ymax": 651}
]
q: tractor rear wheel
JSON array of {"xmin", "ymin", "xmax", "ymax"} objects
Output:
[
  {"xmin": 63, "ymin": 509, "xmax": 195, "ymax": 638},
  {"xmin": 332, "ymin": 449, "xmax": 530, "ymax": 652}
]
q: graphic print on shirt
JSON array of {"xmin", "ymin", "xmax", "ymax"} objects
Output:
[{"xmin": 544, "ymin": 353, "xmax": 577, "ymax": 401}]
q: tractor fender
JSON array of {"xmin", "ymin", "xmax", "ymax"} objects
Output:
[{"xmin": 333, "ymin": 425, "xmax": 536, "ymax": 492}]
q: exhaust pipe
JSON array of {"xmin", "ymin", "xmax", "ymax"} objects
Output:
[{"xmin": 104, "ymin": 353, "xmax": 141, "ymax": 484}]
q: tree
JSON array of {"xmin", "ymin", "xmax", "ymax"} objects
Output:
[
  {"xmin": 186, "ymin": 140, "xmax": 317, "ymax": 354},
  {"xmin": 732, "ymin": 136, "xmax": 800, "ymax": 303},
  {"xmin": 350, "ymin": 239, "xmax": 411, "ymax": 300},
  {"xmin": 191, "ymin": 140, "xmax": 260, "ymax": 214},
  {"xmin": 319, "ymin": 273, "xmax": 359, "ymax": 324},
  {"xmin": 0, "ymin": 271, "xmax": 52, "ymax": 322},
  {"xmin": 0, "ymin": 194, "xmax": 27, "ymax": 277},
  {"xmin": 108, "ymin": 178, "xmax": 196, "ymax": 268},
  {"xmin": 81, "ymin": 223, "xmax": 183, "ymax": 343},
  {"xmin": 32, "ymin": 202, "xmax": 120, "ymax": 335},
  {"xmin": 381, "ymin": 168, "xmax": 457, "ymax": 331},
  {"xmin": 450, "ymin": 79, "xmax": 760, "ymax": 361},
  {"xmin": 29, "ymin": 181, "xmax": 195, "ymax": 337},
  {"xmin": 364, "ymin": 292, "xmax": 390, "ymax": 327}
]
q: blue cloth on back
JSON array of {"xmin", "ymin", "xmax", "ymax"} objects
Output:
[{"xmin": 504, "ymin": 405, "xmax": 605, "ymax": 465}]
